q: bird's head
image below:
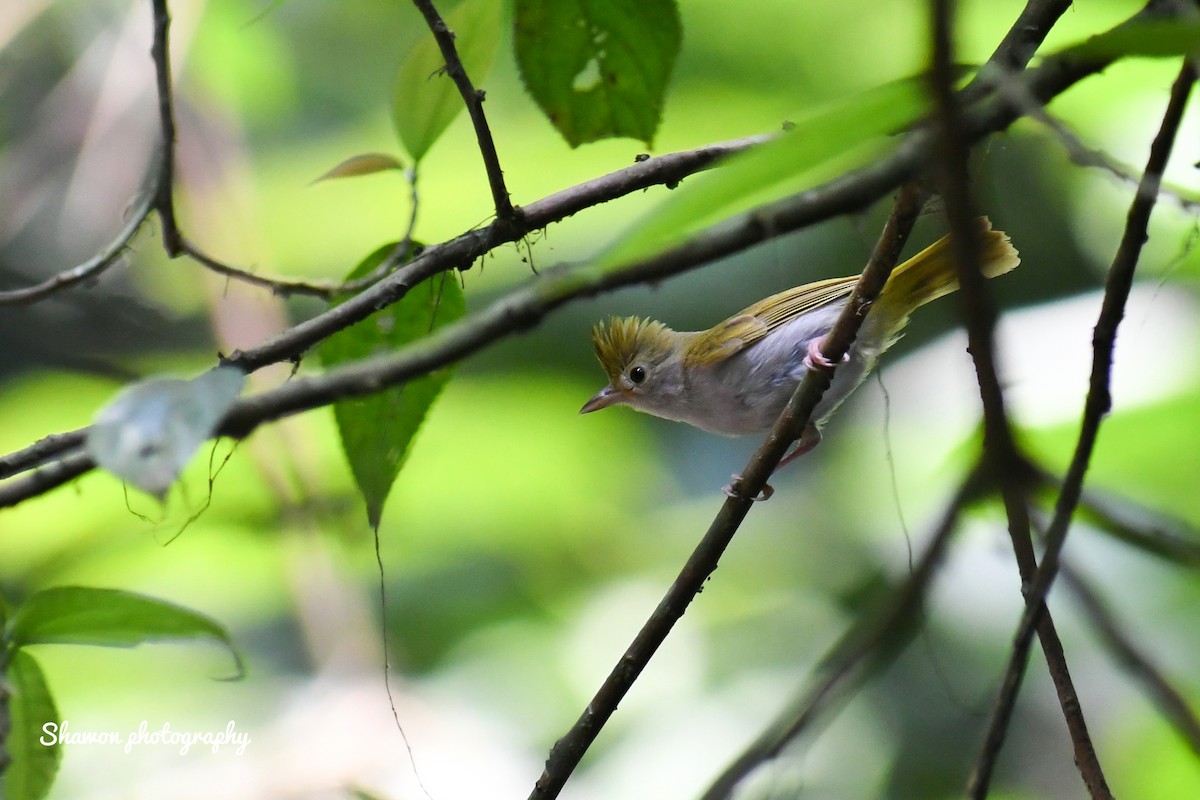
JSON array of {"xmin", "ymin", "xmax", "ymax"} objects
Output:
[{"xmin": 580, "ymin": 316, "xmax": 683, "ymax": 415}]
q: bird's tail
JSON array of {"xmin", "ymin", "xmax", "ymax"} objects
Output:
[{"xmin": 878, "ymin": 217, "xmax": 1020, "ymax": 326}]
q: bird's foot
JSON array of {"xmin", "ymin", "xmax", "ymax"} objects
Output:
[
  {"xmin": 802, "ymin": 337, "xmax": 850, "ymax": 371},
  {"xmin": 723, "ymin": 475, "xmax": 774, "ymax": 502}
]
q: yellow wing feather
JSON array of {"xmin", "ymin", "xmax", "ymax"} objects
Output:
[
  {"xmin": 683, "ymin": 217, "xmax": 1019, "ymax": 367},
  {"xmin": 686, "ymin": 276, "xmax": 857, "ymax": 364}
]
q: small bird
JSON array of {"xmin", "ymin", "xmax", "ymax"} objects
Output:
[{"xmin": 581, "ymin": 218, "xmax": 1020, "ymax": 497}]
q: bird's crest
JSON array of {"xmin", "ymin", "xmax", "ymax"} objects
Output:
[{"xmin": 591, "ymin": 316, "xmax": 673, "ymax": 383}]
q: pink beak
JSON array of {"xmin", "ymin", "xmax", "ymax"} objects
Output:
[{"xmin": 580, "ymin": 386, "xmax": 623, "ymax": 414}]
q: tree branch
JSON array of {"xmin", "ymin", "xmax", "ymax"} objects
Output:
[
  {"xmin": 411, "ymin": 0, "xmax": 516, "ymax": 224},
  {"xmin": 1061, "ymin": 562, "xmax": 1200, "ymax": 757},
  {"xmin": 0, "ymin": 186, "xmax": 153, "ymax": 305}
]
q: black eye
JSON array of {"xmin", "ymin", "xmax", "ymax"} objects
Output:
[{"xmin": 629, "ymin": 366, "xmax": 647, "ymax": 384}]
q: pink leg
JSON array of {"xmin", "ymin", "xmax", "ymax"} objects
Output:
[
  {"xmin": 722, "ymin": 425, "xmax": 821, "ymax": 501},
  {"xmin": 776, "ymin": 424, "xmax": 821, "ymax": 470}
]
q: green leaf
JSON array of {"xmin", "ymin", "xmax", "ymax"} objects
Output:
[
  {"xmin": 392, "ymin": 0, "xmax": 502, "ymax": 162},
  {"xmin": 1054, "ymin": 19, "xmax": 1200, "ymax": 61},
  {"xmin": 514, "ymin": 0, "xmax": 681, "ymax": 147},
  {"xmin": 2, "ymin": 651, "xmax": 62, "ymax": 800},
  {"xmin": 319, "ymin": 245, "xmax": 466, "ymax": 527},
  {"xmin": 5, "ymin": 587, "xmax": 244, "ymax": 679},
  {"xmin": 600, "ymin": 75, "xmax": 934, "ymax": 268}
]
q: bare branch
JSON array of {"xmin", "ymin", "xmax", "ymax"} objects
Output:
[
  {"xmin": 150, "ymin": 0, "xmax": 182, "ymax": 254},
  {"xmin": 0, "ymin": 430, "xmax": 87, "ymax": 482},
  {"xmin": 969, "ymin": 0, "xmax": 1074, "ymax": 86},
  {"xmin": 0, "ymin": 187, "xmax": 153, "ymax": 305},
  {"xmin": 985, "ymin": 65, "xmax": 1200, "ymax": 211},
  {"xmin": 412, "ymin": 0, "xmax": 515, "ymax": 224},
  {"xmin": 222, "ymin": 134, "xmax": 770, "ymax": 371},
  {"xmin": 1036, "ymin": 470, "xmax": 1200, "ymax": 568}
]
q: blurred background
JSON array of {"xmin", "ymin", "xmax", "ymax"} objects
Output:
[{"xmin": 2, "ymin": 0, "xmax": 1199, "ymax": 798}]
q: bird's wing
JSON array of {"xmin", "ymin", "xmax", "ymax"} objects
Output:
[{"xmin": 685, "ymin": 276, "xmax": 858, "ymax": 365}]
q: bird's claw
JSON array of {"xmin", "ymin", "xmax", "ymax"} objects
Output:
[
  {"xmin": 723, "ymin": 475, "xmax": 774, "ymax": 502},
  {"xmin": 802, "ymin": 337, "xmax": 850, "ymax": 371}
]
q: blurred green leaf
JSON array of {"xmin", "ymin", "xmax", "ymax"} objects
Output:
[
  {"xmin": 2, "ymin": 651, "xmax": 61, "ymax": 800},
  {"xmin": 1055, "ymin": 19, "xmax": 1200, "ymax": 61},
  {"xmin": 600, "ymin": 75, "xmax": 934, "ymax": 268},
  {"xmin": 320, "ymin": 245, "xmax": 466, "ymax": 527},
  {"xmin": 5, "ymin": 587, "xmax": 243, "ymax": 679},
  {"xmin": 514, "ymin": 0, "xmax": 681, "ymax": 147},
  {"xmin": 392, "ymin": 0, "xmax": 502, "ymax": 162},
  {"xmin": 312, "ymin": 153, "xmax": 406, "ymax": 184}
]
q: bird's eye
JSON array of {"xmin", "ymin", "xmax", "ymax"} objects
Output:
[{"xmin": 629, "ymin": 366, "xmax": 647, "ymax": 385}]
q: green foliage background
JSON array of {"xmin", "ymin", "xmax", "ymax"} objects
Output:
[{"xmin": 1, "ymin": 1, "xmax": 1198, "ymax": 798}]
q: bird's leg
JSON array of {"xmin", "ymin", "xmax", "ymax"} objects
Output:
[
  {"xmin": 722, "ymin": 425, "xmax": 821, "ymax": 501},
  {"xmin": 776, "ymin": 424, "xmax": 821, "ymax": 470},
  {"xmin": 722, "ymin": 339, "xmax": 837, "ymax": 503}
]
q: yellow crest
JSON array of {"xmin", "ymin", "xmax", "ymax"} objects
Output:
[{"xmin": 590, "ymin": 316, "xmax": 673, "ymax": 383}]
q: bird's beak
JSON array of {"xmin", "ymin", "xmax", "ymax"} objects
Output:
[{"xmin": 580, "ymin": 385, "xmax": 623, "ymax": 414}]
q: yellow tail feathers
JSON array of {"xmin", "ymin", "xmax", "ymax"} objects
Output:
[{"xmin": 879, "ymin": 217, "xmax": 1020, "ymax": 321}]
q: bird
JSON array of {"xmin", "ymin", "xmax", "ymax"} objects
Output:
[{"xmin": 580, "ymin": 218, "xmax": 1020, "ymax": 498}]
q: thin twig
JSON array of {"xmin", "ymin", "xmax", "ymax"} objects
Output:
[
  {"xmin": 984, "ymin": 65, "xmax": 1200, "ymax": 211},
  {"xmin": 956, "ymin": 0, "xmax": 1078, "ymax": 128},
  {"xmin": 0, "ymin": 430, "xmax": 88, "ymax": 481},
  {"xmin": 987, "ymin": 54, "xmax": 1197, "ymax": 792},
  {"xmin": 411, "ymin": 0, "xmax": 516, "ymax": 224},
  {"xmin": 1061, "ymin": 562, "xmax": 1200, "ymax": 756},
  {"xmin": 0, "ymin": 452, "xmax": 95, "ymax": 507},
  {"xmin": 700, "ymin": 461, "xmax": 989, "ymax": 800},
  {"xmin": 222, "ymin": 135, "xmax": 771, "ymax": 371},
  {"xmin": 1036, "ymin": 469, "xmax": 1200, "ymax": 568},
  {"xmin": 149, "ymin": 0, "xmax": 182, "ymax": 253},
  {"xmin": 0, "ymin": 180, "xmax": 154, "ymax": 305}
]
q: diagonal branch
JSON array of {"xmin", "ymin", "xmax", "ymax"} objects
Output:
[
  {"xmin": 1032, "ymin": 467, "xmax": 1200, "ymax": 568},
  {"xmin": 412, "ymin": 0, "xmax": 516, "ymax": 224},
  {"xmin": 1061, "ymin": 562, "xmax": 1200, "ymax": 757},
  {"xmin": 0, "ymin": 183, "xmax": 154, "ymax": 305}
]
